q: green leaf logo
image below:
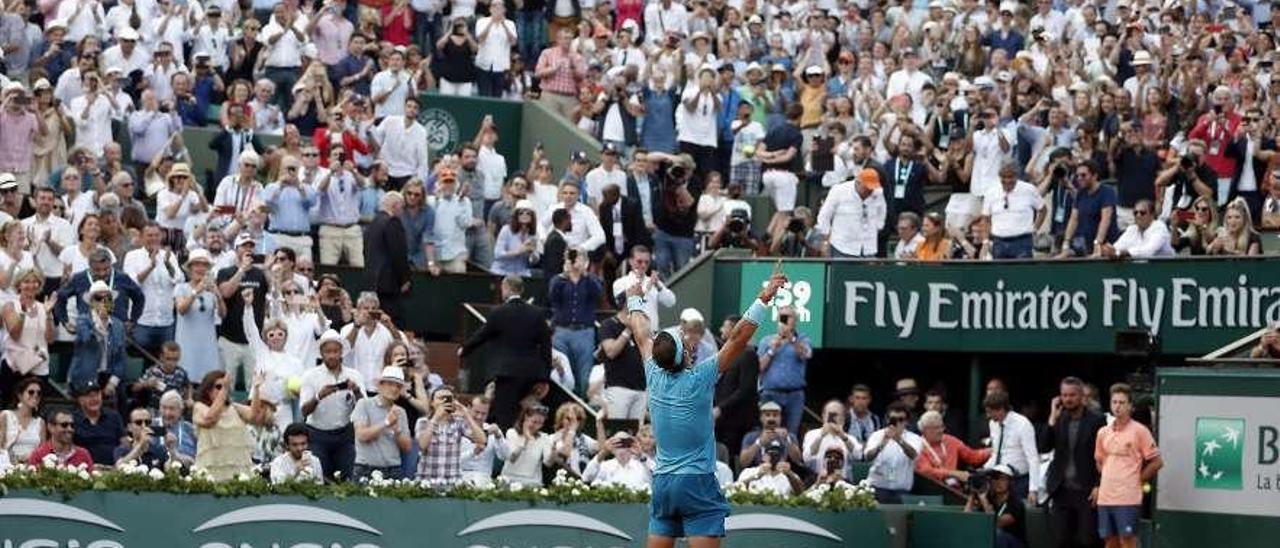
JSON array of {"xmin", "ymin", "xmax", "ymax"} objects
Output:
[{"xmin": 1194, "ymin": 417, "xmax": 1244, "ymax": 491}]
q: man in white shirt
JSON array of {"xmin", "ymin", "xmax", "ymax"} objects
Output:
[
  {"xmin": 143, "ymin": 42, "xmax": 185, "ymax": 104},
  {"xmin": 541, "ymin": 183, "xmax": 606, "ymax": 252},
  {"xmin": 270, "ymin": 423, "xmax": 325, "ymax": 484},
  {"xmin": 370, "ymin": 49, "xmax": 415, "ymax": 119},
  {"xmin": 885, "ymin": 48, "xmax": 932, "ymax": 105},
  {"xmin": 299, "ymin": 330, "xmax": 367, "ymax": 482},
  {"xmin": 259, "ymin": 4, "xmax": 307, "ymax": 109},
  {"xmin": 584, "ymin": 431, "xmax": 653, "ymax": 489},
  {"xmin": 374, "ymin": 96, "xmax": 430, "ymax": 190},
  {"xmin": 982, "ymin": 391, "xmax": 1042, "ymax": 504},
  {"xmin": 676, "ymin": 66, "xmax": 720, "ymax": 166},
  {"xmin": 982, "ymin": 160, "xmax": 1046, "ymax": 259},
  {"xmin": 643, "ymin": 0, "xmax": 689, "ymax": 46},
  {"xmin": 864, "ymin": 402, "xmax": 925, "ymax": 504},
  {"xmin": 123, "ymin": 224, "xmax": 184, "ymax": 357},
  {"xmin": 894, "ymin": 212, "xmax": 926, "ymax": 260},
  {"xmin": 55, "ymin": 52, "xmax": 96, "ymax": 114},
  {"xmin": 802, "ymin": 400, "xmax": 862, "ymax": 472},
  {"xmin": 68, "ymin": 71, "xmax": 118, "ymax": 159},
  {"xmin": 340, "ymin": 293, "xmax": 406, "ymax": 391},
  {"xmin": 969, "ymin": 108, "xmax": 1013, "ymax": 198},
  {"xmin": 610, "ymin": 246, "xmax": 675, "ymax": 331},
  {"xmin": 736, "ymin": 438, "xmax": 805, "ymax": 496},
  {"xmin": 459, "ymin": 396, "xmax": 509, "ymax": 487},
  {"xmin": 55, "ymin": 0, "xmax": 105, "ymax": 45},
  {"xmin": 816, "ymin": 169, "xmax": 886, "ymax": 257},
  {"xmin": 100, "ymin": 27, "xmax": 151, "ymax": 79},
  {"xmin": 474, "ymin": 3, "xmax": 517, "ymax": 97},
  {"xmin": 474, "ymin": 118, "xmax": 508, "ymax": 211},
  {"xmin": 1102, "ymin": 200, "xmax": 1174, "ymax": 258},
  {"xmin": 584, "ymin": 145, "xmax": 628, "ymax": 208},
  {"xmin": 21, "ymin": 188, "xmax": 74, "ymax": 295},
  {"xmin": 213, "ymin": 150, "xmax": 265, "ymax": 219}
]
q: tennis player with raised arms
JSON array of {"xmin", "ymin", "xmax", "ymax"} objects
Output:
[{"xmin": 623, "ymin": 266, "xmax": 788, "ymax": 548}]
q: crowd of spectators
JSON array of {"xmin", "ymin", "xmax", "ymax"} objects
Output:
[{"xmin": 0, "ymin": 1, "xmax": 1271, "ymax": 547}]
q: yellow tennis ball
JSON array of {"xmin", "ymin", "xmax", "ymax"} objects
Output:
[
  {"xmin": 1142, "ymin": 482, "xmax": 1151, "ymax": 494},
  {"xmin": 287, "ymin": 376, "xmax": 303, "ymax": 395}
]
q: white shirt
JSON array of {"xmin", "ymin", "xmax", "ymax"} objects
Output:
[
  {"xmin": 885, "ymin": 69, "xmax": 932, "ymax": 105},
  {"xmin": 676, "ymin": 84, "xmax": 718, "ymax": 147},
  {"xmin": 643, "ymin": 2, "xmax": 689, "ymax": 44},
  {"xmin": 816, "ymin": 184, "xmax": 886, "ymax": 256},
  {"xmin": 339, "ymin": 322, "xmax": 400, "ymax": 388},
  {"xmin": 1113, "ymin": 221, "xmax": 1175, "ymax": 258},
  {"xmin": 259, "ymin": 16, "xmax": 306, "ymax": 68},
  {"xmin": 122, "ymin": 248, "xmax": 185, "ymax": 327},
  {"xmin": 70, "ymin": 95, "xmax": 115, "ymax": 156},
  {"xmin": 584, "ymin": 455, "xmax": 652, "ymax": 489},
  {"xmin": 970, "ymin": 128, "xmax": 1013, "ymax": 198},
  {"xmin": 213, "ymin": 177, "xmax": 264, "ymax": 217},
  {"xmin": 983, "ymin": 410, "xmax": 1043, "ymax": 494},
  {"xmin": 375, "ymin": 116, "xmax": 430, "ymax": 180},
  {"xmin": 101, "ymin": 46, "xmax": 152, "ymax": 78},
  {"xmin": 20, "ymin": 214, "xmax": 74, "ymax": 278},
  {"xmin": 865, "ymin": 428, "xmax": 925, "ymax": 491},
  {"xmin": 460, "ymin": 427, "xmax": 511, "ymax": 485},
  {"xmin": 155, "ymin": 188, "xmax": 202, "ymax": 231},
  {"xmin": 737, "ymin": 466, "xmax": 796, "ymax": 496},
  {"xmin": 584, "ymin": 165, "xmax": 627, "ymax": 206},
  {"xmin": 982, "ymin": 181, "xmax": 1045, "ymax": 238},
  {"xmin": 540, "ymin": 202, "xmax": 606, "ymax": 252},
  {"xmin": 894, "ymin": 232, "xmax": 924, "ymax": 260},
  {"xmin": 477, "ymin": 145, "xmax": 508, "ymax": 201},
  {"xmin": 611, "ymin": 271, "xmax": 675, "ymax": 331},
  {"xmin": 56, "ymin": 0, "xmax": 106, "ymax": 44},
  {"xmin": 370, "ymin": 69, "xmax": 415, "ymax": 118},
  {"xmin": 269, "ymin": 452, "xmax": 324, "ymax": 484},
  {"xmin": 802, "ymin": 427, "xmax": 863, "ymax": 471},
  {"xmin": 474, "ymin": 16, "xmax": 517, "ymax": 72},
  {"xmin": 299, "ymin": 365, "xmax": 366, "ymax": 430}
]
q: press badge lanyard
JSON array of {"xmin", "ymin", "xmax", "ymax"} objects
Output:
[{"xmin": 895, "ymin": 161, "xmax": 913, "ymax": 200}]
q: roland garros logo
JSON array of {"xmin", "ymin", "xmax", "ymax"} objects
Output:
[
  {"xmin": 419, "ymin": 107, "xmax": 461, "ymax": 156},
  {"xmin": 0, "ymin": 498, "xmax": 127, "ymax": 548},
  {"xmin": 455, "ymin": 509, "xmax": 844, "ymax": 547}
]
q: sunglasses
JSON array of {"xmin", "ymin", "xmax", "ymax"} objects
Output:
[
  {"xmin": 1195, "ymin": 206, "xmax": 1211, "ymax": 212},
  {"xmin": 298, "ymin": 266, "xmax": 314, "ymax": 273},
  {"xmin": 131, "ymin": 419, "xmax": 150, "ymax": 426},
  {"xmin": 404, "ymin": 191, "xmax": 423, "ymax": 197},
  {"xmin": 286, "ymin": 167, "xmax": 299, "ymax": 172},
  {"xmin": 284, "ymin": 290, "xmax": 300, "ymax": 295},
  {"xmin": 1134, "ymin": 210, "xmax": 1151, "ymax": 216},
  {"xmin": 214, "ymin": 383, "xmax": 226, "ymax": 390},
  {"xmin": 25, "ymin": 388, "xmax": 41, "ymax": 396},
  {"xmin": 92, "ymin": 295, "xmax": 111, "ymax": 302},
  {"xmin": 54, "ymin": 421, "xmax": 74, "ymax": 428},
  {"xmin": 303, "ymin": 152, "xmax": 319, "ymax": 157}
]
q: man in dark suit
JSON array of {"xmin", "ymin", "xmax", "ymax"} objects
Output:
[
  {"xmin": 625, "ymin": 150, "xmax": 661, "ymax": 230},
  {"xmin": 55, "ymin": 248, "xmax": 145, "ymax": 327},
  {"xmin": 460, "ymin": 275, "xmax": 552, "ymax": 431},
  {"xmin": 714, "ymin": 314, "xmax": 759, "ymax": 467},
  {"xmin": 208, "ymin": 103, "xmax": 265, "ymax": 194},
  {"xmin": 1039, "ymin": 376, "xmax": 1106, "ymax": 548},
  {"xmin": 363, "ymin": 192, "xmax": 411, "ymax": 326},
  {"xmin": 540, "ymin": 208, "xmax": 571, "ymax": 277},
  {"xmin": 598, "ymin": 183, "xmax": 652, "ymax": 259}
]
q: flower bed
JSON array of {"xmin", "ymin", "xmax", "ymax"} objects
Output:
[{"xmin": 0, "ymin": 457, "xmax": 877, "ymax": 512}]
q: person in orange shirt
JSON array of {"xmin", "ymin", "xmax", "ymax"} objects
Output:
[
  {"xmin": 1094, "ymin": 383, "xmax": 1162, "ymax": 548},
  {"xmin": 915, "ymin": 410, "xmax": 991, "ymax": 489}
]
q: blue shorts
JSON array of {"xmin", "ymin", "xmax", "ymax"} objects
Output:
[
  {"xmin": 649, "ymin": 473, "xmax": 730, "ymax": 538},
  {"xmin": 1097, "ymin": 505, "xmax": 1141, "ymax": 538}
]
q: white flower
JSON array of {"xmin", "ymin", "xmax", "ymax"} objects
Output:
[
  {"xmin": 509, "ymin": 482, "xmax": 524, "ymax": 492},
  {"xmin": 77, "ymin": 470, "xmax": 91, "ymax": 480},
  {"xmin": 571, "ymin": 488, "xmax": 581, "ymax": 497},
  {"xmin": 538, "ymin": 488, "xmax": 549, "ymax": 496},
  {"xmin": 234, "ymin": 473, "xmax": 252, "ymax": 482},
  {"xmin": 42, "ymin": 453, "xmax": 58, "ymax": 467},
  {"xmin": 148, "ymin": 468, "xmax": 166, "ymax": 481},
  {"xmin": 371, "ymin": 470, "xmax": 384, "ymax": 481}
]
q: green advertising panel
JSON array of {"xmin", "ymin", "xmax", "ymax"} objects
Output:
[
  {"xmin": 419, "ymin": 93, "xmax": 523, "ymax": 163},
  {"xmin": 826, "ymin": 259, "xmax": 1280, "ymax": 355},
  {"xmin": 0, "ymin": 490, "xmax": 973, "ymax": 548},
  {"xmin": 739, "ymin": 261, "xmax": 826, "ymax": 347}
]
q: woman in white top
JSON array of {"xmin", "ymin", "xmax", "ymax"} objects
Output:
[
  {"xmin": 58, "ymin": 214, "xmax": 113, "ymax": 282},
  {"xmin": 501, "ymin": 404, "xmax": 553, "ymax": 486},
  {"xmin": 155, "ymin": 164, "xmax": 209, "ymax": 250},
  {"xmin": 1, "ymin": 377, "xmax": 46, "ymax": 464},
  {"xmin": 546, "ymin": 403, "xmax": 598, "ymax": 478},
  {"xmin": 0, "ymin": 220, "xmax": 35, "ymax": 300},
  {"xmin": 2, "ymin": 268, "xmax": 55, "ymax": 382},
  {"xmin": 242, "ymin": 288, "xmax": 306, "ymax": 431},
  {"xmin": 269, "ymin": 278, "xmax": 328, "ymax": 369},
  {"xmin": 695, "ymin": 173, "xmax": 728, "ymax": 234}
]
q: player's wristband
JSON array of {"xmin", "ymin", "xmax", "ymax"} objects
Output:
[
  {"xmin": 626, "ymin": 295, "xmax": 646, "ymax": 314},
  {"xmin": 744, "ymin": 299, "xmax": 769, "ymax": 326}
]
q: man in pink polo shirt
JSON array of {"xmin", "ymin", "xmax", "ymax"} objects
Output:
[{"xmin": 1094, "ymin": 383, "xmax": 1163, "ymax": 548}]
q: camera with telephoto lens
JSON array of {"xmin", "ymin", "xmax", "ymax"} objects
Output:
[
  {"xmin": 966, "ymin": 470, "xmax": 992, "ymax": 494},
  {"xmin": 764, "ymin": 441, "xmax": 784, "ymax": 464},
  {"xmin": 786, "ymin": 216, "xmax": 806, "ymax": 234},
  {"xmin": 727, "ymin": 209, "xmax": 750, "ymax": 233},
  {"xmin": 1181, "ymin": 153, "xmax": 1198, "ymax": 170},
  {"xmin": 1052, "ymin": 162, "xmax": 1069, "ymax": 179}
]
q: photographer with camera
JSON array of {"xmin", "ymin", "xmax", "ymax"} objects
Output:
[
  {"xmin": 737, "ymin": 437, "xmax": 805, "ymax": 496},
  {"xmin": 1186, "ymin": 87, "xmax": 1242, "ymax": 205},
  {"xmin": 113, "ymin": 407, "xmax": 169, "ymax": 469},
  {"xmin": 583, "ymin": 430, "xmax": 652, "ymax": 489},
  {"xmin": 807, "ymin": 446, "xmax": 853, "ymax": 493},
  {"xmin": 417, "ymin": 385, "xmax": 487, "ymax": 485},
  {"xmin": 270, "ymin": 423, "xmax": 324, "ymax": 484},
  {"xmin": 739, "ymin": 400, "xmax": 803, "ymax": 468},
  {"xmin": 964, "ymin": 464, "xmax": 1028, "ymax": 548},
  {"xmin": 770, "ymin": 207, "xmax": 823, "ymax": 257},
  {"xmin": 803, "ymin": 400, "xmax": 861, "ymax": 473},
  {"xmin": 1154, "ymin": 140, "xmax": 1216, "ymax": 229},
  {"xmin": 709, "ymin": 208, "xmax": 764, "ymax": 253},
  {"xmin": 299, "ymin": 330, "xmax": 366, "ymax": 482},
  {"xmin": 864, "ymin": 402, "xmax": 924, "ymax": 504},
  {"xmin": 341, "ymin": 292, "xmax": 406, "ymax": 392}
]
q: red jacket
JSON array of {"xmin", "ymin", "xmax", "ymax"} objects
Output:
[
  {"xmin": 27, "ymin": 442, "xmax": 95, "ymax": 471},
  {"xmin": 1187, "ymin": 110, "xmax": 1243, "ymax": 179},
  {"xmin": 915, "ymin": 434, "xmax": 991, "ymax": 482}
]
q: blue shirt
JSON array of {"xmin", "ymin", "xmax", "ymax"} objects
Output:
[
  {"xmin": 431, "ymin": 195, "xmax": 471, "ymax": 261},
  {"xmin": 646, "ymin": 355, "xmax": 718, "ymax": 475},
  {"xmin": 358, "ymin": 186, "xmax": 385, "ymax": 223},
  {"xmin": 263, "ymin": 182, "xmax": 317, "ymax": 233},
  {"xmin": 1073, "ymin": 183, "xmax": 1120, "ymax": 245},
  {"xmin": 984, "ymin": 30, "xmax": 1025, "ymax": 57},
  {"xmin": 717, "ymin": 86, "xmax": 741, "ymax": 143},
  {"xmin": 640, "ymin": 87, "xmax": 677, "ymax": 153},
  {"xmin": 756, "ymin": 333, "xmax": 809, "ymax": 391},
  {"xmin": 400, "ymin": 203, "xmax": 434, "ymax": 267},
  {"xmin": 547, "ymin": 274, "xmax": 603, "ymax": 326}
]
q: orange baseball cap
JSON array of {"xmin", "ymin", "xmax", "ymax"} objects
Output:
[{"xmin": 858, "ymin": 168, "xmax": 881, "ymax": 190}]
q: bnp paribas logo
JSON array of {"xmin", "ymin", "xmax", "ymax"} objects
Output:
[{"xmin": 1195, "ymin": 417, "xmax": 1244, "ymax": 490}]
